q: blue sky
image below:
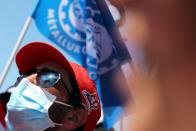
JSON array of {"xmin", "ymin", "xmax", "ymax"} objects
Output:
[
  {"xmin": 0, "ymin": 0, "xmax": 39, "ymax": 92},
  {"xmin": 0, "ymin": 0, "xmax": 75, "ymax": 92}
]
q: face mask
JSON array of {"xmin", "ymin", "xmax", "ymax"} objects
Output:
[{"xmin": 5, "ymin": 78, "xmax": 73, "ymax": 131}]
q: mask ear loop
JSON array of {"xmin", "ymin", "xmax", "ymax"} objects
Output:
[
  {"xmin": 54, "ymin": 100, "xmax": 73, "ymax": 108},
  {"xmin": 53, "ymin": 122, "xmax": 63, "ymax": 126}
]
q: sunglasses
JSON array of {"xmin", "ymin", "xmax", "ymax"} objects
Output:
[
  {"xmin": 36, "ymin": 68, "xmax": 70, "ymax": 92},
  {"xmin": 16, "ymin": 68, "xmax": 84, "ymax": 108}
]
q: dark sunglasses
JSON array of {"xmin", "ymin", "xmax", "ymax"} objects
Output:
[{"xmin": 36, "ymin": 68, "xmax": 71, "ymax": 93}]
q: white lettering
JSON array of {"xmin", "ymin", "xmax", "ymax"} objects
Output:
[
  {"xmin": 87, "ymin": 57, "xmax": 97, "ymax": 68},
  {"xmin": 74, "ymin": 45, "xmax": 81, "ymax": 54},
  {"xmin": 57, "ymin": 34, "xmax": 63, "ymax": 43},
  {"xmin": 81, "ymin": 46, "xmax": 86, "ymax": 55},
  {"xmin": 89, "ymin": 71, "xmax": 98, "ymax": 80},
  {"xmin": 51, "ymin": 30, "xmax": 60, "ymax": 39},
  {"xmin": 66, "ymin": 41, "xmax": 75, "ymax": 51},
  {"xmin": 47, "ymin": 9, "xmax": 55, "ymax": 19},
  {"xmin": 61, "ymin": 38, "xmax": 68, "ymax": 47},
  {"xmin": 48, "ymin": 19, "xmax": 57, "ymax": 30}
]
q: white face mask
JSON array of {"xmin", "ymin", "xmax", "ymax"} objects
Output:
[{"xmin": 5, "ymin": 78, "xmax": 73, "ymax": 131}]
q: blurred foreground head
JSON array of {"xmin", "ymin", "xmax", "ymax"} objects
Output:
[{"xmin": 110, "ymin": 0, "xmax": 196, "ymax": 131}]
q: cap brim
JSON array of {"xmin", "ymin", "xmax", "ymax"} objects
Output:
[{"xmin": 16, "ymin": 42, "xmax": 74, "ymax": 75}]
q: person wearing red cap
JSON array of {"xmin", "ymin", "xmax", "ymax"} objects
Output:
[{"xmin": 5, "ymin": 42, "xmax": 101, "ymax": 131}]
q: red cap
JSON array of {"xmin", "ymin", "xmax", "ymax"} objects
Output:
[{"xmin": 16, "ymin": 42, "xmax": 101, "ymax": 131}]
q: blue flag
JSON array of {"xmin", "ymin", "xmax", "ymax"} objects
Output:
[{"xmin": 33, "ymin": 0, "xmax": 131, "ymax": 129}]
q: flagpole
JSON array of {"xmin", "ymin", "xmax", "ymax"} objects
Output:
[{"xmin": 0, "ymin": 16, "xmax": 33, "ymax": 87}]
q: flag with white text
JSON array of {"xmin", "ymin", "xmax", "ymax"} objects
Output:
[{"xmin": 33, "ymin": 0, "xmax": 131, "ymax": 129}]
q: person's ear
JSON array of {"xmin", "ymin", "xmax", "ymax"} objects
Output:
[{"xmin": 62, "ymin": 108, "xmax": 88, "ymax": 130}]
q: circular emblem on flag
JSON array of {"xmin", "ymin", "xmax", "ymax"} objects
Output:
[
  {"xmin": 34, "ymin": 0, "xmax": 120, "ymax": 79},
  {"xmin": 58, "ymin": 0, "xmax": 114, "ymax": 63},
  {"xmin": 59, "ymin": 0, "xmax": 86, "ymax": 42}
]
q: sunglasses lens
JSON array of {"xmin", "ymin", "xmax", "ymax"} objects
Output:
[{"xmin": 37, "ymin": 71, "xmax": 59, "ymax": 88}]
